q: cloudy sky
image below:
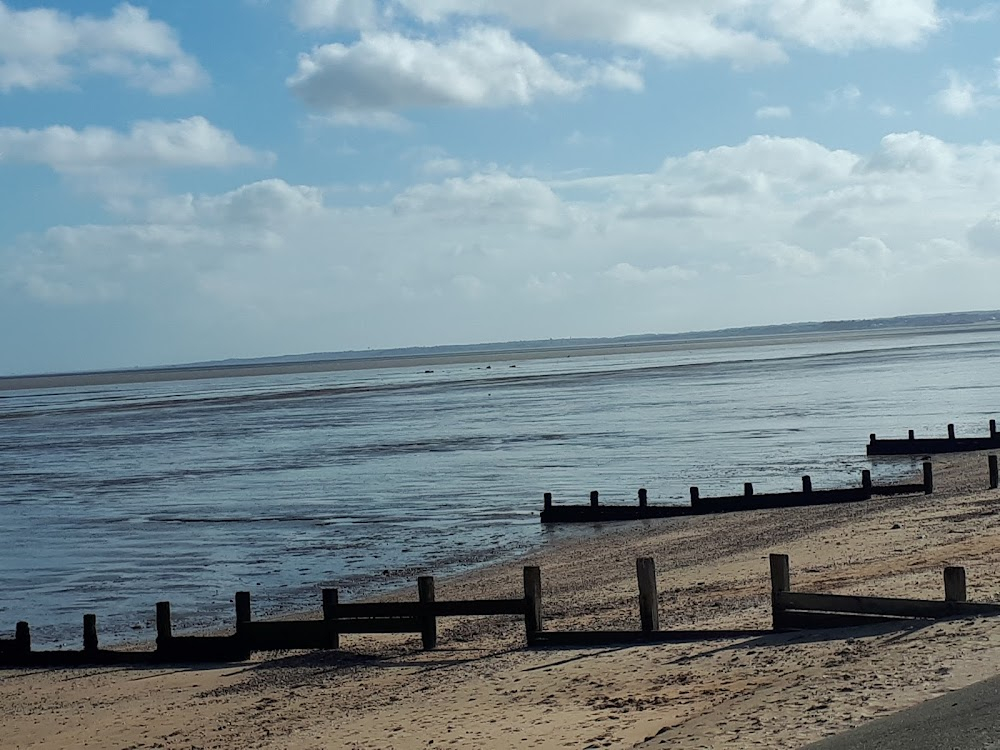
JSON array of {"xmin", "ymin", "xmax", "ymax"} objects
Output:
[{"xmin": 2, "ymin": 0, "xmax": 1000, "ymax": 374}]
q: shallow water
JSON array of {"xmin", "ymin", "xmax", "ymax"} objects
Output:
[{"xmin": 1, "ymin": 327, "xmax": 998, "ymax": 647}]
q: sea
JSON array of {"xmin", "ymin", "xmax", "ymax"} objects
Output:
[{"xmin": 2, "ymin": 325, "xmax": 998, "ymax": 648}]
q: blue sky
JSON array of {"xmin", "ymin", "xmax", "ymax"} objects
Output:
[{"xmin": 2, "ymin": 0, "xmax": 1000, "ymax": 374}]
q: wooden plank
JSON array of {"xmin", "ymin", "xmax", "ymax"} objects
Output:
[
  {"xmin": 776, "ymin": 610, "xmax": 906, "ymax": 631},
  {"xmin": 636, "ymin": 557, "xmax": 659, "ymax": 632},
  {"xmin": 776, "ymin": 591, "xmax": 1000, "ymax": 619},
  {"xmin": 332, "ymin": 599, "xmax": 526, "ymax": 618},
  {"xmin": 155, "ymin": 635, "xmax": 251, "ymax": 663}
]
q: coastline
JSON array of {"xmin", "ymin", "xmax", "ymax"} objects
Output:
[{"xmin": 6, "ymin": 452, "xmax": 1000, "ymax": 748}]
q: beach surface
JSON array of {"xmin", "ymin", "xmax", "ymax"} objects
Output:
[{"xmin": 5, "ymin": 453, "xmax": 1000, "ymax": 749}]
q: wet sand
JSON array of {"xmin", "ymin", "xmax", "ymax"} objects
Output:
[{"xmin": 5, "ymin": 452, "xmax": 1000, "ymax": 749}]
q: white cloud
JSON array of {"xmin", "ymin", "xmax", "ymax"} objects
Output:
[
  {"xmin": 0, "ymin": 117, "xmax": 264, "ymax": 172},
  {"xmin": 10, "ymin": 131, "xmax": 1000, "ymax": 370},
  {"xmin": 932, "ymin": 69, "xmax": 999, "ymax": 115},
  {"xmin": 755, "ymin": 105, "xmax": 791, "ymax": 119},
  {"xmin": 392, "ymin": 171, "xmax": 572, "ymax": 229},
  {"xmin": 292, "ymin": 0, "xmax": 379, "ymax": 29},
  {"xmin": 290, "ymin": 1, "xmax": 942, "ymax": 64},
  {"xmin": 145, "ymin": 180, "xmax": 325, "ymax": 226},
  {"xmin": 0, "ymin": 1, "xmax": 206, "ymax": 94},
  {"xmin": 288, "ymin": 26, "xmax": 642, "ymax": 119}
]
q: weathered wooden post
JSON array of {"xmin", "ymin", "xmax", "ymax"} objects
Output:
[
  {"xmin": 636, "ymin": 557, "xmax": 659, "ymax": 632},
  {"xmin": 155, "ymin": 601, "xmax": 172, "ymax": 648},
  {"xmin": 83, "ymin": 614, "xmax": 98, "ymax": 653},
  {"xmin": 948, "ymin": 423, "xmax": 956, "ymax": 440},
  {"xmin": 638, "ymin": 488, "xmax": 647, "ymax": 508},
  {"xmin": 769, "ymin": 554, "xmax": 790, "ymax": 631},
  {"xmin": 862, "ymin": 469, "xmax": 872, "ymax": 492},
  {"xmin": 543, "ymin": 492, "xmax": 552, "ymax": 512},
  {"xmin": 590, "ymin": 490, "xmax": 599, "ymax": 508},
  {"xmin": 235, "ymin": 592, "xmax": 251, "ymax": 627},
  {"xmin": 870, "ymin": 433, "xmax": 877, "ymax": 445},
  {"xmin": 802, "ymin": 475, "xmax": 812, "ymax": 494},
  {"xmin": 523, "ymin": 566, "xmax": 542, "ymax": 643},
  {"xmin": 322, "ymin": 588, "xmax": 340, "ymax": 649},
  {"xmin": 14, "ymin": 621, "xmax": 30, "ymax": 654},
  {"xmin": 909, "ymin": 429, "xmax": 915, "ymax": 440},
  {"xmin": 990, "ymin": 455, "xmax": 998, "ymax": 490},
  {"xmin": 944, "ymin": 567, "xmax": 967, "ymax": 602},
  {"xmin": 418, "ymin": 576, "xmax": 437, "ymax": 650},
  {"xmin": 991, "ymin": 419, "xmax": 997, "ymax": 440},
  {"xmin": 689, "ymin": 487, "xmax": 699, "ymax": 506},
  {"xmin": 923, "ymin": 462, "xmax": 934, "ymax": 494},
  {"xmin": 744, "ymin": 482, "xmax": 753, "ymax": 497}
]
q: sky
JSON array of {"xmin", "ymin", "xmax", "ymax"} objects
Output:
[{"xmin": 2, "ymin": 1, "xmax": 1000, "ymax": 374}]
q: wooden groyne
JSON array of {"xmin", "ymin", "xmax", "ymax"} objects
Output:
[
  {"xmin": 7, "ymin": 551, "xmax": 1000, "ymax": 664},
  {"xmin": 769, "ymin": 553, "xmax": 1000, "ymax": 629},
  {"xmin": 0, "ymin": 573, "xmax": 541, "ymax": 668},
  {"xmin": 867, "ymin": 420, "xmax": 1000, "ymax": 456},
  {"xmin": 539, "ymin": 466, "xmax": 932, "ymax": 524}
]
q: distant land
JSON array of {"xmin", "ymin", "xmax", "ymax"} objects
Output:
[{"xmin": 3, "ymin": 309, "xmax": 1000, "ymax": 390}]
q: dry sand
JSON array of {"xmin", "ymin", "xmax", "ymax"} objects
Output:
[{"xmin": 5, "ymin": 453, "xmax": 1000, "ymax": 749}]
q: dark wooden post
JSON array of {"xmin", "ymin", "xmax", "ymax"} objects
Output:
[
  {"xmin": 769, "ymin": 554, "xmax": 790, "ymax": 631},
  {"xmin": 418, "ymin": 576, "xmax": 437, "ymax": 650},
  {"xmin": 638, "ymin": 488, "xmax": 647, "ymax": 508},
  {"xmin": 523, "ymin": 566, "xmax": 542, "ymax": 642},
  {"xmin": 636, "ymin": 557, "xmax": 659, "ymax": 632},
  {"xmin": 991, "ymin": 419, "xmax": 997, "ymax": 439},
  {"xmin": 909, "ymin": 429, "xmax": 915, "ymax": 440},
  {"xmin": 14, "ymin": 621, "xmax": 30, "ymax": 654},
  {"xmin": 322, "ymin": 588, "xmax": 340, "ymax": 649},
  {"xmin": 590, "ymin": 490, "xmax": 599, "ymax": 508},
  {"xmin": 802, "ymin": 475, "xmax": 812, "ymax": 494},
  {"xmin": 923, "ymin": 462, "xmax": 934, "ymax": 494},
  {"xmin": 83, "ymin": 614, "xmax": 98, "ymax": 653},
  {"xmin": 744, "ymin": 482, "xmax": 753, "ymax": 496},
  {"xmin": 870, "ymin": 433, "xmax": 877, "ymax": 445},
  {"xmin": 543, "ymin": 492, "xmax": 552, "ymax": 511},
  {"xmin": 156, "ymin": 601, "xmax": 172, "ymax": 646},
  {"xmin": 948, "ymin": 423, "xmax": 956, "ymax": 440},
  {"xmin": 235, "ymin": 592, "xmax": 251, "ymax": 627},
  {"xmin": 689, "ymin": 487, "xmax": 699, "ymax": 506},
  {"xmin": 862, "ymin": 469, "xmax": 872, "ymax": 492},
  {"xmin": 990, "ymin": 455, "xmax": 998, "ymax": 490},
  {"xmin": 944, "ymin": 567, "xmax": 967, "ymax": 602}
]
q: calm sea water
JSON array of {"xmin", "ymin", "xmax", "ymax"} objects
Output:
[{"xmin": 2, "ymin": 327, "xmax": 998, "ymax": 647}]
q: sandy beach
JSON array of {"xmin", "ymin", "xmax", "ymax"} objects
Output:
[{"xmin": 4, "ymin": 452, "xmax": 1000, "ymax": 749}]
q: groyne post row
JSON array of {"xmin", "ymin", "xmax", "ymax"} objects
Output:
[
  {"xmin": 0, "ymin": 571, "xmax": 545, "ymax": 667},
  {"xmin": 540, "ymin": 464, "xmax": 933, "ymax": 523},
  {"xmin": 769, "ymin": 554, "xmax": 1000, "ymax": 629},
  {"xmin": 8, "ymin": 552, "xmax": 1000, "ymax": 662},
  {"xmin": 868, "ymin": 419, "xmax": 1000, "ymax": 456}
]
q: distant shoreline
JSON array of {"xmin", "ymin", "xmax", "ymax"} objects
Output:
[{"xmin": 4, "ymin": 319, "xmax": 1000, "ymax": 391}]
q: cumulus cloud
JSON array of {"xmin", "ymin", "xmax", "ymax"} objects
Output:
[
  {"xmin": 288, "ymin": 26, "xmax": 642, "ymax": 119},
  {"xmin": 10, "ymin": 130, "xmax": 1000, "ymax": 370},
  {"xmin": 0, "ymin": 1, "xmax": 206, "ymax": 93},
  {"xmin": 290, "ymin": 0, "xmax": 941, "ymax": 64},
  {"xmin": 932, "ymin": 69, "xmax": 999, "ymax": 115},
  {"xmin": 0, "ymin": 117, "xmax": 264, "ymax": 172}
]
